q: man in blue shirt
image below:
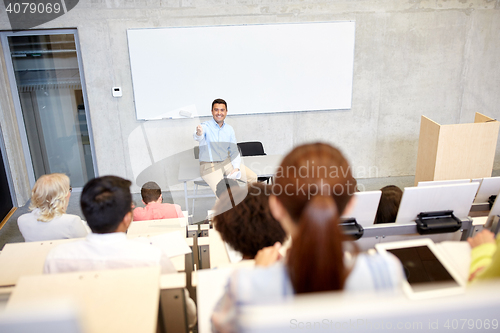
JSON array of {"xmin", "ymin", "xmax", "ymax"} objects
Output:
[{"xmin": 193, "ymin": 99, "xmax": 257, "ymax": 193}]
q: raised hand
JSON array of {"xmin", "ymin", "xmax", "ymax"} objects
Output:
[{"xmin": 196, "ymin": 125, "xmax": 203, "ymax": 136}]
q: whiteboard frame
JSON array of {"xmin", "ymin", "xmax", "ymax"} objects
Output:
[{"xmin": 127, "ymin": 21, "xmax": 356, "ymax": 120}]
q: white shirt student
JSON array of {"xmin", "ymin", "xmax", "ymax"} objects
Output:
[
  {"xmin": 44, "ymin": 232, "xmax": 177, "ymax": 274},
  {"xmin": 43, "ymin": 176, "xmax": 196, "ymax": 328}
]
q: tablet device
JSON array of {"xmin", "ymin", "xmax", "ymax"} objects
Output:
[{"xmin": 375, "ymin": 238, "xmax": 465, "ymax": 300}]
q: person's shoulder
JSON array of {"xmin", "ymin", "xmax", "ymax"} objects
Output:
[
  {"xmin": 133, "ymin": 206, "xmax": 146, "ymax": 213},
  {"xmin": 231, "ymin": 261, "xmax": 291, "ymax": 301},
  {"xmin": 64, "ymin": 213, "xmax": 82, "ymax": 219},
  {"xmin": 18, "ymin": 210, "xmax": 38, "ymax": 220},
  {"xmin": 201, "ymin": 120, "xmax": 213, "ymax": 127},
  {"xmin": 160, "ymin": 202, "xmax": 180, "ymax": 209},
  {"xmin": 133, "ymin": 206, "xmax": 147, "ymax": 219},
  {"xmin": 126, "ymin": 238, "xmax": 162, "ymax": 254},
  {"xmin": 57, "ymin": 213, "xmax": 82, "ymax": 222},
  {"xmin": 356, "ymin": 251, "xmax": 401, "ymax": 269},
  {"xmin": 123, "ymin": 240, "xmax": 163, "ymax": 261},
  {"xmin": 347, "ymin": 252, "xmax": 404, "ymax": 290},
  {"xmin": 17, "ymin": 211, "xmax": 34, "ymax": 223},
  {"xmin": 47, "ymin": 238, "xmax": 86, "ymax": 256}
]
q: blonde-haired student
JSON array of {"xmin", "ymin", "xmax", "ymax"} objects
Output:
[{"xmin": 17, "ymin": 173, "xmax": 88, "ymax": 242}]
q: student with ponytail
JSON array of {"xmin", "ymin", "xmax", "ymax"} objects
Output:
[{"xmin": 211, "ymin": 143, "xmax": 404, "ymax": 332}]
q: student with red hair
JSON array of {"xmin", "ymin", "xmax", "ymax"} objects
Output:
[{"xmin": 211, "ymin": 143, "xmax": 404, "ymax": 332}]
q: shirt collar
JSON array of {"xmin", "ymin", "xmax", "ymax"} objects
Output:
[
  {"xmin": 211, "ymin": 117, "xmax": 225, "ymax": 128},
  {"xmin": 86, "ymin": 232, "xmax": 127, "ymax": 243}
]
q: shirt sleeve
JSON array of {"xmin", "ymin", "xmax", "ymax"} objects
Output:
[
  {"xmin": 132, "ymin": 207, "xmax": 147, "ymax": 222},
  {"xmin": 73, "ymin": 217, "xmax": 90, "ymax": 238},
  {"xmin": 469, "ymin": 235, "xmax": 500, "ymax": 282},
  {"xmin": 175, "ymin": 204, "xmax": 184, "ymax": 218},
  {"xmin": 81, "ymin": 220, "xmax": 92, "ymax": 234}
]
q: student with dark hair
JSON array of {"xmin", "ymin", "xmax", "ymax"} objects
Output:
[
  {"xmin": 213, "ymin": 182, "xmax": 287, "ymax": 259},
  {"xmin": 212, "ymin": 143, "xmax": 404, "ymax": 331},
  {"xmin": 43, "ymin": 176, "xmax": 177, "ymax": 274},
  {"xmin": 133, "ymin": 181, "xmax": 183, "ymax": 221},
  {"xmin": 44, "ymin": 175, "xmax": 197, "ymax": 327},
  {"xmin": 374, "ymin": 185, "xmax": 403, "ymax": 224}
]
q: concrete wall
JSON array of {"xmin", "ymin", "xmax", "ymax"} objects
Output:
[{"xmin": 1, "ymin": 0, "xmax": 500, "ymax": 205}]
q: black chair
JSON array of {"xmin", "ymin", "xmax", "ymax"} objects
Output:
[
  {"xmin": 237, "ymin": 141, "xmax": 266, "ymax": 157},
  {"xmin": 237, "ymin": 141, "xmax": 271, "ymax": 184}
]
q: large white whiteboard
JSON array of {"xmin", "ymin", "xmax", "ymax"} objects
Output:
[{"xmin": 127, "ymin": 22, "xmax": 355, "ymax": 120}]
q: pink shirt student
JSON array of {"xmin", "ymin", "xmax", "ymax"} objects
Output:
[
  {"xmin": 133, "ymin": 202, "xmax": 184, "ymax": 221},
  {"xmin": 133, "ymin": 181, "xmax": 184, "ymax": 221}
]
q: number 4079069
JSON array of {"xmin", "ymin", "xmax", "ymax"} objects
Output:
[
  {"xmin": 443, "ymin": 319, "xmax": 498, "ymax": 330},
  {"xmin": 5, "ymin": 2, "xmax": 61, "ymax": 14}
]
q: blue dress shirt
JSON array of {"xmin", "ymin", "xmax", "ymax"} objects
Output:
[{"xmin": 193, "ymin": 118, "xmax": 241, "ymax": 169}]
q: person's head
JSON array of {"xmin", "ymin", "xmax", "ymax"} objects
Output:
[
  {"xmin": 213, "ymin": 183, "xmax": 287, "ymax": 259},
  {"xmin": 211, "ymin": 98, "xmax": 227, "ymax": 126},
  {"xmin": 375, "ymin": 185, "xmax": 403, "ymax": 224},
  {"xmin": 29, "ymin": 173, "xmax": 71, "ymax": 222},
  {"xmin": 269, "ymin": 143, "xmax": 357, "ymax": 294},
  {"xmin": 80, "ymin": 176, "xmax": 133, "ymax": 234},
  {"xmin": 141, "ymin": 181, "xmax": 162, "ymax": 204},
  {"xmin": 215, "ymin": 178, "xmax": 240, "ymax": 199}
]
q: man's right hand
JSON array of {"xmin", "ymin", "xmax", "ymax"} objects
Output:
[{"xmin": 196, "ymin": 125, "xmax": 203, "ymax": 136}]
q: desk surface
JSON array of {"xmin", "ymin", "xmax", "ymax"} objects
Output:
[
  {"xmin": 6, "ymin": 267, "xmax": 160, "ymax": 333},
  {"xmin": 0, "ymin": 230, "xmax": 191, "ymax": 287},
  {"xmin": 127, "ymin": 219, "xmax": 187, "ymax": 236},
  {"xmin": 0, "ymin": 239, "xmax": 79, "ymax": 287},
  {"xmin": 195, "ymin": 240, "xmax": 472, "ymax": 333},
  {"xmin": 178, "ymin": 154, "xmax": 283, "ymax": 181},
  {"xmin": 208, "ymin": 229, "xmax": 230, "ymax": 268},
  {"xmin": 160, "ymin": 272, "xmax": 186, "ymax": 289}
]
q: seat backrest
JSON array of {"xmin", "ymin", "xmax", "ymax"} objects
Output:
[{"xmin": 237, "ymin": 142, "xmax": 265, "ymax": 157}]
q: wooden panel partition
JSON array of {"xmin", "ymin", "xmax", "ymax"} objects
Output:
[{"xmin": 415, "ymin": 112, "xmax": 500, "ymax": 185}]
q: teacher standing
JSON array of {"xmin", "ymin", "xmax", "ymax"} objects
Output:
[{"xmin": 193, "ymin": 98, "xmax": 257, "ymax": 194}]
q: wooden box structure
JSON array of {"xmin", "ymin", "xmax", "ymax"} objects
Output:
[{"xmin": 415, "ymin": 113, "xmax": 500, "ymax": 185}]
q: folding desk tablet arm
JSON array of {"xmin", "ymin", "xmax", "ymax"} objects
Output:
[{"xmin": 416, "ymin": 210, "xmax": 462, "ymax": 235}]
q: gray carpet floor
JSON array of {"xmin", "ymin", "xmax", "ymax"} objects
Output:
[{"xmin": 0, "ymin": 176, "xmax": 416, "ymax": 250}]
